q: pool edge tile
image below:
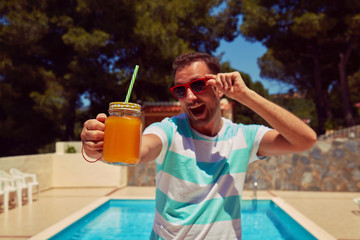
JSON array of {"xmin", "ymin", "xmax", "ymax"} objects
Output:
[
  {"xmin": 272, "ymin": 197, "xmax": 336, "ymax": 240},
  {"xmin": 29, "ymin": 197, "xmax": 110, "ymax": 240}
]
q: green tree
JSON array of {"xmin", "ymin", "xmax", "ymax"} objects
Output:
[
  {"xmin": 0, "ymin": 0, "xmax": 239, "ymax": 156},
  {"xmin": 239, "ymin": 0, "xmax": 360, "ymax": 134}
]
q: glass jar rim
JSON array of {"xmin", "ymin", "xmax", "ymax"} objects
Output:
[{"xmin": 109, "ymin": 102, "xmax": 141, "ymax": 112}]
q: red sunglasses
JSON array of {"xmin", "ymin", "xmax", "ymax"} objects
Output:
[{"xmin": 170, "ymin": 78, "xmax": 208, "ymax": 99}]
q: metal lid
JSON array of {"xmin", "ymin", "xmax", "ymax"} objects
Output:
[{"xmin": 109, "ymin": 102, "xmax": 141, "ymax": 111}]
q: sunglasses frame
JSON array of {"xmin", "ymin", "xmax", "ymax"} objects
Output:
[{"xmin": 170, "ymin": 78, "xmax": 208, "ymax": 99}]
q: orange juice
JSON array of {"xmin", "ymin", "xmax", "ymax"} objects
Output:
[{"xmin": 102, "ymin": 102, "xmax": 142, "ymax": 165}]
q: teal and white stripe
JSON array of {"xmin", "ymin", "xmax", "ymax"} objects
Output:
[
  {"xmin": 143, "ymin": 113, "xmax": 270, "ymax": 239},
  {"xmin": 152, "ymin": 212, "xmax": 242, "ymax": 240}
]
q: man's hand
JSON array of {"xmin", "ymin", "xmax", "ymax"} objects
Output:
[
  {"xmin": 80, "ymin": 113, "xmax": 107, "ymax": 159},
  {"xmin": 206, "ymin": 71, "xmax": 317, "ymax": 156},
  {"xmin": 205, "ymin": 72, "xmax": 249, "ymax": 102}
]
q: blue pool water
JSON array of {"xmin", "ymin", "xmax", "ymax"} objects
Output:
[{"xmin": 50, "ymin": 199, "xmax": 316, "ymax": 240}]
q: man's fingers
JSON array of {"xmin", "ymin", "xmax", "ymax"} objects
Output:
[
  {"xmin": 83, "ymin": 140, "xmax": 104, "ymax": 151},
  {"xmin": 84, "ymin": 119, "xmax": 105, "ymax": 131},
  {"xmin": 206, "ymin": 76, "xmax": 227, "ymax": 91},
  {"xmin": 206, "ymin": 78, "xmax": 218, "ymax": 87},
  {"xmin": 96, "ymin": 113, "xmax": 107, "ymax": 123},
  {"xmin": 219, "ymin": 74, "xmax": 230, "ymax": 90},
  {"xmin": 81, "ymin": 117, "xmax": 105, "ymax": 150},
  {"xmin": 84, "ymin": 129, "xmax": 104, "ymax": 141},
  {"xmin": 206, "ymin": 72, "xmax": 243, "ymax": 90},
  {"xmin": 206, "ymin": 74, "xmax": 231, "ymax": 90}
]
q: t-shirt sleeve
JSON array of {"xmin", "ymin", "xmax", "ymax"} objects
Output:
[
  {"xmin": 143, "ymin": 121, "xmax": 170, "ymax": 165},
  {"xmin": 248, "ymin": 125, "xmax": 272, "ymax": 164}
]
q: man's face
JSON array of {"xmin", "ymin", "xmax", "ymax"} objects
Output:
[{"xmin": 174, "ymin": 61, "xmax": 222, "ymax": 133}]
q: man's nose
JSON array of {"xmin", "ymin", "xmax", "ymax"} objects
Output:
[{"xmin": 185, "ymin": 88, "xmax": 197, "ymax": 102}]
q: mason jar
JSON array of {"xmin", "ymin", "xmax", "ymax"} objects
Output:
[{"xmin": 102, "ymin": 102, "xmax": 142, "ymax": 165}]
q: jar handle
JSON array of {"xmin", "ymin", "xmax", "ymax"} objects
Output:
[{"xmin": 81, "ymin": 145, "xmax": 102, "ymax": 163}]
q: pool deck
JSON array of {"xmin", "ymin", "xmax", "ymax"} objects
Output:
[{"xmin": 0, "ymin": 187, "xmax": 359, "ymax": 240}]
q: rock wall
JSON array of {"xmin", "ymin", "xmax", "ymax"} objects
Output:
[
  {"xmin": 127, "ymin": 161, "xmax": 156, "ymax": 186},
  {"xmin": 245, "ymin": 139, "xmax": 360, "ymax": 191},
  {"xmin": 128, "ymin": 139, "xmax": 360, "ymax": 192}
]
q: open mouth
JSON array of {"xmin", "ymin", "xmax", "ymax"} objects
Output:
[{"xmin": 189, "ymin": 104, "xmax": 206, "ymax": 116}]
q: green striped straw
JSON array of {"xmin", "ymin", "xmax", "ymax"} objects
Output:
[{"xmin": 125, "ymin": 65, "xmax": 139, "ymax": 103}]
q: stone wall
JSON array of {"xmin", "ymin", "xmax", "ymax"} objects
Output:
[
  {"xmin": 245, "ymin": 139, "xmax": 360, "ymax": 191},
  {"xmin": 127, "ymin": 139, "xmax": 360, "ymax": 192},
  {"xmin": 127, "ymin": 162, "xmax": 156, "ymax": 186},
  {"xmin": 2, "ymin": 137, "xmax": 359, "ymax": 192},
  {"xmin": 319, "ymin": 125, "xmax": 360, "ymax": 140}
]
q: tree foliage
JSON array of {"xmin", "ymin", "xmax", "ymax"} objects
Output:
[
  {"xmin": 0, "ymin": 0, "xmax": 242, "ymax": 156},
  {"xmin": 239, "ymin": 0, "xmax": 360, "ymax": 134}
]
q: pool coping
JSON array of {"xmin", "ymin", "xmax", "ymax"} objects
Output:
[
  {"xmin": 29, "ymin": 196, "xmax": 155, "ymax": 240},
  {"xmin": 270, "ymin": 197, "xmax": 336, "ymax": 240},
  {"xmin": 29, "ymin": 196, "xmax": 335, "ymax": 240}
]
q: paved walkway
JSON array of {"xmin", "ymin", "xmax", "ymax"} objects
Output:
[{"xmin": 0, "ymin": 187, "xmax": 359, "ymax": 240}]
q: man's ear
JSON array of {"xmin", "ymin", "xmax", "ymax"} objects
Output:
[
  {"xmin": 211, "ymin": 86, "xmax": 224, "ymax": 98},
  {"xmin": 212, "ymin": 86, "xmax": 224, "ymax": 98},
  {"xmin": 216, "ymin": 87, "xmax": 224, "ymax": 98}
]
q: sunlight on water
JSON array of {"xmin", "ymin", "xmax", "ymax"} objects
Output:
[{"xmin": 50, "ymin": 200, "xmax": 316, "ymax": 240}]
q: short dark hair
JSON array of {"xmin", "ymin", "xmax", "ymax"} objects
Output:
[{"xmin": 172, "ymin": 52, "xmax": 221, "ymax": 76}]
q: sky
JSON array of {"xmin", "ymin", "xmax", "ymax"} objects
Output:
[
  {"xmin": 81, "ymin": 34, "xmax": 291, "ymax": 107},
  {"xmin": 215, "ymin": 37, "xmax": 293, "ymax": 94}
]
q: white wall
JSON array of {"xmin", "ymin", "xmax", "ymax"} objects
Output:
[
  {"xmin": 0, "ymin": 154, "xmax": 53, "ymax": 190},
  {"xmin": 0, "ymin": 150, "xmax": 128, "ymax": 190},
  {"xmin": 52, "ymin": 153, "xmax": 127, "ymax": 188}
]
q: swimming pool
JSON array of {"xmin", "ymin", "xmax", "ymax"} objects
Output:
[{"xmin": 48, "ymin": 199, "xmax": 316, "ymax": 240}]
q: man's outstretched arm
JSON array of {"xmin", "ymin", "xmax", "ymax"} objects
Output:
[{"xmin": 206, "ymin": 72, "xmax": 317, "ymax": 156}]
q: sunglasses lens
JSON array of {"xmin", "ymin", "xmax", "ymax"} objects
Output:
[
  {"xmin": 171, "ymin": 79, "xmax": 206, "ymax": 99},
  {"xmin": 191, "ymin": 79, "xmax": 206, "ymax": 93},
  {"xmin": 172, "ymin": 86, "xmax": 186, "ymax": 99}
]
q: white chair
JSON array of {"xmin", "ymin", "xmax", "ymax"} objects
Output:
[
  {"xmin": 0, "ymin": 179, "xmax": 8, "ymax": 211},
  {"xmin": 0, "ymin": 178, "xmax": 10, "ymax": 212},
  {"xmin": 0, "ymin": 173, "xmax": 21, "ymax": 210},
  {"xmin": 9, "ymin": 168, "xmax": 39, "ymax": 204},
  {"xmin": 354, "ymin": 197, "xmax": 360, "ymax": 210}
]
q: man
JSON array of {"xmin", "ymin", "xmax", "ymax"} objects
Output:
[{"xmin": 81, "ymin": 52, "xmax": 317, "ymax": 239}]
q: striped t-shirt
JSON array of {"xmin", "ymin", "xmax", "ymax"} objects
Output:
[{"xmin": 143, "ymin": 113, "xmax": 270, "ymax": 240}]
